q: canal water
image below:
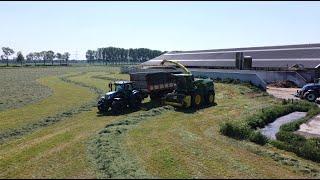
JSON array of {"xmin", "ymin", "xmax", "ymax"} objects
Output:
[{"xmin": 260, "ymin": 112, "xmax": 307, "ymax": 140}]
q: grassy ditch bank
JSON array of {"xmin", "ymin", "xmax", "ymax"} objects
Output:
[{"xmin": 220, "ymin": 99, "xmax": 320, "ymax": 162}]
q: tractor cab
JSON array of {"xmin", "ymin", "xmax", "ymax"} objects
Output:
[
  {"xmin": 172, "ymin": 74, "xmax": 195, "ymax": 94},
  {"xmin": 98, "ymin": 80, "xmax": 143, "ymax": 114},
  {"xmin": 109, "ymin": 81, "xmax": 133, "ymax": 92}
]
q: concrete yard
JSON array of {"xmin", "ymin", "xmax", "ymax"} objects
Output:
[
  {"xmin": 296, "ymin": 114, "xmax": 320, "ymax": 138},
  {"xmin": 266, "ymin": 86, "xmax": 300, "ymax": 100}
]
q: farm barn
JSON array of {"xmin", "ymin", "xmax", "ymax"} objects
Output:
[{"xmin": 141, "ymin": 43, "xmax": 320, "ymax": 89}]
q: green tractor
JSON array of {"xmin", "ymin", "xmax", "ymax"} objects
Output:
[{"xmin": 160, "ymin": 59, "xmax": 215, "ymax": 109}]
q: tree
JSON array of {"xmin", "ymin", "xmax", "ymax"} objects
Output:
[
  {"xmin": 16, "ymin": 51, "xmax": 25, "ymax": 66},
  {"xmin": 0, "ymin": 55, "xmax": 5, "ymax": 64},
  {"xmin": 63, "ymin": 52, "xmax": 70, "ymax": 65},
  {"xmin": 40, "ymin": 51, "xmax": 47, "ymax": 65},
  {"xmin": 86, "ymin": 47, "xmax": 163, "ymax": 65},
  {"xmin": 46, "ymin": 51, "xmax": 55, "ymax": 65},
  {"xmin": 34, "ymin": 52, "xmax": 41, "ymax": 65},
  {"xmin": 86, "ymin": 50, "xmax": 95, "ymax": 64},
  {"xmin": 26, "ymin": 53, "xmax": 36, "ymax": 65},
  {"xmin": 1, "ymin": 47, "xmax": 14, "ymax": 66},
  {"xmin": 56, "ymin": 53, "xmax": 62, "ymax": 65}
]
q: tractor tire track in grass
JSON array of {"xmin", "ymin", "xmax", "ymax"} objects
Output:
[
  {"xmin": 0, "ymin": 72, "xmax": 100, "ymax": 144},
  {"xmin": 87, "ymin": 106, "xmax": 174, "ymax": 179}
]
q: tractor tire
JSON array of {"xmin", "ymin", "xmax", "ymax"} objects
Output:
[
  {"xmin": 150, "ymin": 93, "xmax": 161, "ymax": 101},
  {"xmin": 206, "ymin": 92, "xmax": 215, "ymax": 105},
  {"xmin": 97, "ymin": 99, "xmax": 107, "ymax": 113},
  {"xmin": 130, "ymin": 96, "xmax": 142, "ymax": 109},
  {"xmin": 192, "ymin": 93, "xmax": 202, "ymax": 108},
  {"xmin": 304, "ymin": 92, "xmax": 317, "ymax": 102},
  {"xmin": 111, "ymin": 101, "xmax": 122, "ymax": 115}
]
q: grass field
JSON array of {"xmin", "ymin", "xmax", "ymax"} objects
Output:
[{"xmin": 1, "ymin": 66, "xmax": 320, "ymax": 178}]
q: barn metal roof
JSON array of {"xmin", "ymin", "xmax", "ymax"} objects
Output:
[{"xmin": 142, "ymin": 43, "xmax": 320, "ymax": 69}]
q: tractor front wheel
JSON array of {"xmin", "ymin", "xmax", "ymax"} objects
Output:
[
  {"xmin": 97, "ymin": 99, "xmax": 107, "ymax": 113},
  {"xmin": 304, "ymin": 92, "xmax": 317, "ymax": 102}
]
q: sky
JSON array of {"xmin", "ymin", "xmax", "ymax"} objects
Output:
[{"xmin": 1, "ymin": 1, "xmax": 320, "ymax": 59}]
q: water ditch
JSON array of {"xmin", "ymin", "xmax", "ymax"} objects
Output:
[{"xmin": 260, "ymin": 111, "xmax": 307, "ymax": 140}]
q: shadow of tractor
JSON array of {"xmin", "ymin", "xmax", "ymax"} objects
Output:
[
  {"xmin": 96, "ymin": 99, "xmax": 218, "ymax": 117},
  {"xmin": 96, "ymin": 100, "xmax": 165, "ymax": 117}
]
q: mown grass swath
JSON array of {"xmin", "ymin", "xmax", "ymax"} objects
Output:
[{"xmin": 1, "ymin": 66, "xmax": 320, "ymax": 178}]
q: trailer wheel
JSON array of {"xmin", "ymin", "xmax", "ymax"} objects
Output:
[{"xmin": 305, "ymin": 92, "xmax": 317, "ymax": 102}]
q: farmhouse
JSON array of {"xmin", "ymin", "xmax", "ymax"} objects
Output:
[{"xmin": 142, "ymin": 43, "xmax": 320, "ymax": 89}]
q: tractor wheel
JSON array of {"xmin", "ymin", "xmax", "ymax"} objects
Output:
[
  {"xmin": 192, "ymin": 93, "xmax": 202, "ymax": 108},
  {"xmin": 130, "ymin": 96, "xmax": 142, "ymax": 109},
  {"xmin": 206, "ymin": 92, "xmax": 215, "ymax": 105},
  {"xmin": 150, "ymin": 93, "xmax": 161, "ymax": 101},
  {"xmin": 111, "ymin": 101, "xmax": 122, "ymax": 114},
  {"xmin": 97, "ymin": 99, "xmax": 107, "ymax": 113},
  {"xmin": 304, "ymin": 92, "xmax": 317, "ymax": 102}
]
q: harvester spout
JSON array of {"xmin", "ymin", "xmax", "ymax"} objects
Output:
[{"xmin": 160, "ymin": 59, "xmax": 192, "ymax": 75}]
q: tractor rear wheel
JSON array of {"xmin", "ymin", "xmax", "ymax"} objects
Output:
[
  {"xmin": 111, "ymin": 101, "xmax": 122, "ymax": 114},
  {"xmin": 130, "ymin": 96, "xmax": 142, "ymax": 109},
  {"xmin": 304, "ymin": 92, "xmax": 317, "ymax": 102},
  {"xmin": 192, "ymin": 93, "xmax": 202, "ymax": 108}
]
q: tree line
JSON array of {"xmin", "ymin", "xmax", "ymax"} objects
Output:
[
  {"xmin": 1, "ymin": 46, "xmax": 165, "ymax": 67},
  {"xmin": 0, "ymin": 47, "xmax": 70, "ymax": 66},
  {"xmin": 86, "ymin": 47, "xmax": 165, "ymax": 64}
]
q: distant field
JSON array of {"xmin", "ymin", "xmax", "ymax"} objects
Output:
[
  {"xmin": 0, "ymin": 66, "xmax": 117, "ymax": 111},
  {"xmin": 1, "ymin": 66, "xmax": 320, "ymax": 178}
]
